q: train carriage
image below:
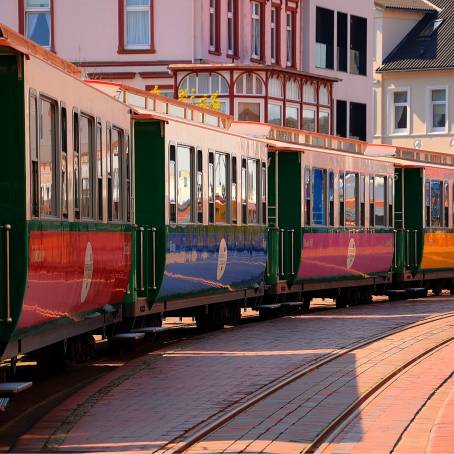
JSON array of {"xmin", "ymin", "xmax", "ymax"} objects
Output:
[
  {"xmin": 0, "ymin": 25, "xmax": 134, "ymax": 360},
  {"xmin": 89, "ymin": 82, "xmax": 269, "ymax": 328}
]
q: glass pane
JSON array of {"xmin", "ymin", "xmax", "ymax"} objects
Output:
[
  {"xmin": 432, "ymin": 89, "xmax": 446, "ymax": 102},
  {"xmin": 238, "ymin": 102, "xmax": 261, "ymax": 122},
  {"xmin": 285, "ymin": 106, "xmax": 299, "ymax": 129},
  {"xmin": 111, "ymin": 129, "xmax": 122, "ymax": 220},
  {"xmin": 303, "ymin": 109, "xmax": 316, "ymax": 131},
  {"xmin": 40, "ymin": 99, "xmax": 55, "ymax": 216},
  {"xmin": 126, "ymin": 10, "xmax": 150, "ymax": 47},
  {"xmin": 345, "ymin": 173, "xmax": 357, "ymax": 226},
  {"xmin": 394, "ymin": 91, "xmax": 407, "ymax": 104},
  {"xmin": 198, "ymin": 74, "xmax": 210, "ymax": 95},
  {"xmin": 319, "ymin": 111, "xmax": 330, "ymax": 134},
  {"xmin": 268, "ymin": 104, "xmax": 282, "ymax": 126},
  {"xmin": 433, "ymin": 103, "xmax": 446, "ymax": 128},
  {"xmin": 80, "ymin": 116, "xmax": 92, "ymax": 218},
  {"xmin": 312, "ymin": 169, "xmax": 326, "ymax": 225},
  {"xmin": 177, "ymin": 146, "xmax": 192, "ymax": 223},
  {"xmin": 169, "ymin": 161, "xmax": 176, "ymax": 204},
  {"xmin": 247, "ymin": 159, "xmax": 258, "ymax": 223},
  {"xmin": 394, "ymin": 105, "xmax": 407, "ymax": 130},
  {"xmin": 431, "ymin": 180, "xmax": 442, "ymax": 227},
  {"xmin": 26, "ymin": 0, "xmax": 50, "ymax": 7},
  {"xmin": 126, "ymin": 0, "xmax": 150, "ymax": 6},
  {"xmin": 215, "ymin": 153, "xmax": 227, "ymax": 223},
  {"xmin": 319, "ymin": 86, "xmax": 329, "ymax": 105},
  {"xmin": 26, "ymin": 12, "xmax": 50, "ymax": 47},
  {"xmin": 304, "ymin": 83, "xmax": 316, "ymax": 103},
  {"xmin": 375, "ymin": 176, "xmax": 386, "ymax": 226}
]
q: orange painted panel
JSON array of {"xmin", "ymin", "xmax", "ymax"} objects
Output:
[{"xmin": 420, "ymin": 232, "xmax": 454, "ymax": 270}]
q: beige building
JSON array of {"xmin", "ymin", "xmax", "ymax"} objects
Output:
[{"xmin": 374, "ymin": 0, "xmax": 454, "ymax": 153}]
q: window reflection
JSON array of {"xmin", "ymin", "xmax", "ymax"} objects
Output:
[
  {"xmin": 215, "ymin": 152, "xmax": 228, "ymax": 223},
  {"xmin": 178, "ymin": 146, "xmax": 192, "ymax": 223},
  {"xmin": 247, "ymin": 159, "xmax": 258, "ymax": 223}
]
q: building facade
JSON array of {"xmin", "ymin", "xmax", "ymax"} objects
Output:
[
  {"xmin": 301, "ymin": 0, "xmax": 375, "ymax": 141},
  {"xmin": 374, "ymin": 0, "xmax": 454, "ymax": 153}
]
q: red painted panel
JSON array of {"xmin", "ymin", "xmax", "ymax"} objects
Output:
[{"xmin": 18, "ymin": 231, "xmax": 132, "ymax": 329}]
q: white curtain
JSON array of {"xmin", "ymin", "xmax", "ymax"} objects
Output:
[
  {"xmin": 26, "ymin": 13, "xmax": 50, "ymax": 46},
  {"xmin": 126, "ymin": 10, "xmax": 150, "ymax": 47}
]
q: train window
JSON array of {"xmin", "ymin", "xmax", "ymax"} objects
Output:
[
  {"xmin": 79, "ymin": 115, "xmax": 94, "ymax": 219},
  {"xmin": 339, "ymin": 173, "xmax": 345, "ymax": 226},
  {"xmin": 312, "ymin": 168, "xmax": 326, "ymax": 225},
  {"xmin": 73, "ymin": 111, "xmax": 80, "ymax": 219},
  {"xmin": 232, "ymin": 157, "xmax": 238, "ymax": 224},
  {"xmin": 107, "ymin": 126, "xmax": 113, "ymax": 221},
  {"xmin": 247, "ymin": 159, "xmax": 259, "ymax": 224},
  {"xmin": 125, "ymin": 132, "xmax": 131, "ymax": 222},
  {"xmin": 40, "ymin": 97, "xmax": 57, "ymax": 217},
  {"xmin": 425, "ymin": 179, "xmax": 430, "ymax": 227},
  {"xmin": 241, "ymin": 159, "xmax": 247, "ymax": 224},
  {"xmin": 431, "ymin": 180, "xmax": 442, "ymax": 228},
  {"xmin": 261, "ymin": 162, "xmax": 267, "ymax": 225},
  {"xmin": 360, "ymin": 175, "xmax": 366, "ymax": 227},
  {"xmin": 197, "ymin": 149, "xmax": 203, "ymax": 223},
  {"xmin": 96, "ymin": 122, "xmax": 103, "ymax": 221},
  {"xmin": 345, "ymin": 173, "xmax": 358, "ymax": 227},
  {"xmin": 111, "ymin": 128, "xmax": 123, "ymax": 221},
  {"xmin": 177, "ymin": 145, "xmax": 193, "ymax": 223},
  {"xmin": 215, "ymin": 152, "xmax": 228, "ymax": 223},
  {"xmin": 169, "ymin": 145, "xmax": 176, "ymax": 223},
  {"xmin": 328, "ymin": 171, "xmax": 334, "ymax": 226},
  {"xmin": 444, "ymin": 181, "xmax": 449, "ymax": 228},
  {"xmin": 388, "ymin": 177, "xmax": 394, "ymax": 227},
  {"xmin": 304, "ymin": 167, "xmax": 311, "ymax": 226},
  {"xmin": 209, "ymin": 152, "xmax": 215, "ymax": 223},
  {"xmin": 29, "ymin": 92, "xmax": 39, "ymax": 217},
  {"xmin": 61, "ymin": 106, "xmax": 68, "ymax": 218},
  {"xmin": 374, "ymin": 176, "xmax": 386, "ymax": 227},
  {"xmin": 369, "ymin": 176, "xmax": 375, "ymax": 227},
  {"xmin": 452, "ymin": 183, "xmax": 454, "ymax": 227}
]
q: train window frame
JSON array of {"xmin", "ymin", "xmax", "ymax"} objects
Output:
[
  {"xmin": 96, "ymin": 119, "xmax": 103, "ymax": 222},
  {"xmin": 312, "ymin": 167, "xmax": 327, "ymax": 226},
  {"xmin": 444, "ymin": 180, "xmax": 449, "ymax": 228},
  {"xmin": 430, "ymin": 179, "xmax": 443, "ymax": 228},
  {"xmin": 344, "ymin": 172, "xmax": 358, "ymax": 227},
  {"xmin": 196, "ymin": 148, "xmax": 203, "ymax": 223},
  {"xmin": 304, "ymin": 166, "xmax": 311, "ymax": 226},
  {"xmin": 73, "ymin": 108, "xmax": 80, "ymax": 220},
  {"xmin": 214, "ymin": 151, "xmax": 230, "ymax": 225},
  {"xmin": 247, "ymin": 158, "xmax": 259, "ymax": 225},
  {"xmin": 374, "ymin": 175, "xmax": 387, "ymax": 228},
  {"xmin": 125, "ymin": 131, "xmax": 132, "ymax": 223},
  {"xmin": 452, "ymin": 182, "xmax": 454, "ymax": 228},
  {"xmin": 241, "ymin": 158, "xmax": 247, "ymax": 224},
  {"xmin": 29, "ymin": 89, "xmax": 39, "ymax": 218},
  {"xmin": 339, "ymin": 172, "xmax": 345, "ymax": 227},
  {"xmin": 79, "ymin": 112, "xmax": 96, "ymax": 220},
  {"xmin": 232, "ymin": 156, "xmax": 238, "ymax": 224},
  {"xmin": 169, "ymin": 143, "xmax": 177, "ymax": 224},
  {"xmin": 328, "ymin": 170, "xmax": 334, "ymax": 227},
  {"xmin": 261, "ymin": 161, "xmax": 267, "ymax": 225},
  {"xmin": 176, "ymin": 144, "xmax": 195, "ymax": 224},
  {"xmin": 38, "ymin": 94, "xmax": 59, "ymax": 219},
  {"xmin": 425, "ymin": 179, "xmax": 431, "ymax": 228},
  {"xmin": 360, "ymin": 174, "xmax": 366, "ymax": 227},
  {"xmin": 110, "ymin": 126, "xmax": 125, "ymax": 223},
  {"xmin": 107, "ymin": 123, "xmax": 113, "ymax": 222},
  {"xmin": 388, "ymin": 176, "xmax": 394, "ymax": 228},
  {"xmin": 209, "ymin": 151, "xmax": 215, "ymax": 224},
  {"xmin": 60, "ymin": 102, "xmax": 68, "ymax": 219},
  {"xmin": 369, "ymin": 176, "xmax": 375, "ymax": 228}
]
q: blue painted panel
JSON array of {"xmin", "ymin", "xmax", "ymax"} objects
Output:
[{"xmin": 157, "ymin": 225, "xmax": 267, "ymax": 300}]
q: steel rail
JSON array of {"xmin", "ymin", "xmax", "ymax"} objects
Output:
[
  {"xmin": 161, "ymin": 310, "xmax": 454, "ymax": 453},
  {"xmin": 308, "ymin": 336, "xmax": 454, "ymax": 454}
]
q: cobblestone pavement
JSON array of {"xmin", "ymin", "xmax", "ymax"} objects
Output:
[{"xmin": 13, "ymin": 297, "xmax": 454, "ymax": 453}]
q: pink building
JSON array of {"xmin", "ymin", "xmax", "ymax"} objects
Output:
[{"xmin": 0, "ymin": 0, "xmax": 375, "ymax": 136}]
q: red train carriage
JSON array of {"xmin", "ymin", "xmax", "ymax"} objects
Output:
[{"xmin": 0, "ymin": 24, "xmax": 133, "ymax": 361}]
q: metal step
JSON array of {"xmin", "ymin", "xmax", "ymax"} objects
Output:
[
  {"xmin": 0, "ymin": 382, "xmax": 33, "ymax": 396},
  {"xmin": 131, "ymin": 327, "xmax": 168, "ymax": 335},
  {"xmin": 0, "ymin": 397, "xmax": 9, "ymax": 411},
  {"xmin": 111, "ymin": 333, "xmax": 145, "ymax": 341}
]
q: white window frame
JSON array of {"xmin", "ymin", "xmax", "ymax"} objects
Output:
[
  {"xmin": 25, "ymin": 0, "xmax": 51, "ymax": 49},
  {"xmin": 235, "ymin": 99, "xmax": 264, "ymax": 123},
  {"xmin": 286, "ymin": 12, "xmax": 293, "ymax": 67},
  {"xmin": 285, "ymin": 104, "xmax": 300, "ymax": 129},
  {"xmin": 268, "ymin": 102, "xmax": 283, "ymax": 126},
  {"xmin": 227, "ymin": 0, "xmax": 235, "ymax": 54},
  {"xmin": 319, "ymin": 109, "xmax": 331, "ymax": 134},
  {"xmin": 209, "ymin": 0, "xmax": 217, "ymax": 51},
  {"xmin": 271, "ymin": 7, "xmax": 277, "ymax": 64},
  {"xmin": 388, "ymin": 87, "xmax": 410, "ymax": 135},
  {"xmin": 125, "ymin": 0, "xmax": 151, "ymax": 50},
  {"xmin": 251, "ymin": 1, "xmax": 261, "ymax": 60},
  {"xmin": 427, "ymin": 86, "xmax": 448, "ymax": 134}
]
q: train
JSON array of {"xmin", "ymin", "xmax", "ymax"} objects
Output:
[{"xmin": 1, "ymin": 23, "xmax": 454, "ymax": 365}]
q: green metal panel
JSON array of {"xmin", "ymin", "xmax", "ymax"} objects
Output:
[{"xmin": 0, "ymin": 54, "xmax": 27, "ymax": 345}]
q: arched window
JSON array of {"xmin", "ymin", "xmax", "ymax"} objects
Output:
[
  {"xmin": 303, "ymin": 82, "xmax": 316, "ymax": 104},
  {"xmin": 269, "ymin": 76, "xmax": 283, "ymax": 98},
  {"xmin": 319, "ymin": 85, "xmax": 330, "ymax": 105},
  {"xmin": 180, "ymin": 72, "xmax": 229, "ymax": 96},
  {"xmin": 286, "ymin": 79, "xmax": 300, "ymax": 101},
  {"xmin": 235, "ymin": 73, "xmax": 264, "ymax": 95}
]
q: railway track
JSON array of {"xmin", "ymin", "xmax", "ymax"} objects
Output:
[{"xmin": 161, "ymin": 310, "xmax": 454, "ymax": 453}]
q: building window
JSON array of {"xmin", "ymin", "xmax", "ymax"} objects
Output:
[
  {"xmin": 209, "ymin": 0, "xmax": 220, "ymax": 53},
  {"xmin": 316, "ymin": 7, "xmax": 334, "ymax": 69},
  {"xmin": 25, "ymin": 0, "xmax": 52, "ymax": 48},
  {"xmin": 119, "ymin": 0, "xmax": 153, "ymax": 53},
  {"xmin": 286, "ymin": 79, "xmax": 300, "ymax": 101},
  {"xmin": 238, "ymin": 102, "xmax": 261, "ymax": 122},
  {"xmin": 286, "ymin": 11, "xmax": 295, "ymax": 67},
  {"xmin": 337, "ymin": 12, "xmax": 348, "ymax": 72},
  {"xmin": 251, "ymin": 1, "xmax": 263, "ymax": 60},
  {"xmin": 392, "ymin": 90, "xmax": 409, "ymax": 134},
  {"xmin": 336, "ymin": 100, "xmax": 347, "ymax": 138},
  {"xmin": 430, "ymin": 88, "xmax": 447, "ymax": 132},
  {"xmin": 269, "ymin": 76, "xmax": 283, "ymax": 98},
  {"xmin": 268, "ymin": 103, "xmax": 282, "ymax": 125},
  {"xmin": 350, "ymin": 15, "xmax": 367, "ymax": 75},
  {"xmin": 286, "ymin": 105, "xmax": 299, "ymax": 128},
  {"xmin": 319, "ymin": 111, "xmax": 330, "ymax": 134},
  {"xmin": 349, "ymin": 102, "xmax": 367, "ymax": 141},
  {"xmin": 303, "ymin": 109, "xmax": 316, "ymax": 132},
  {"xmin": 181, "ymin": 73, "xmax": 229, "ymax": 95},
  {"xmin": 271, "ymin": 6, "xmax": 280, "ymax": 64},
  {"xmin": 235, "ymin": 73, "xmax": 264, "ymax": 95},
  {"xmin": 319, "ymin": 85, "xmax": 330, "ymax": 106},
  {"xmin": 227, "ymin": 0, "xmax": 237, "ymax": 56},
  {"xmin": 303, "ymin": 83, "xmax": 316, "ymax": 103}
]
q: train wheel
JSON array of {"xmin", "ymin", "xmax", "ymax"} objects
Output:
[
  {"xmin": 335, "ymin": 292, "xmax": 347, "ymax": 309},
  {"xmin": 226, "ymin": 303, "xmax": 242, "ymax": 325},
  {"xmin": 433, "ymin": 287, "xmax": 443, "ymax": 296},
  {"xmin": 350, "ymin": 289, "xmax": 361, "ymax": 306}
]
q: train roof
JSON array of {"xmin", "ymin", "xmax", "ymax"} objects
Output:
[{"xmin": 0, "ymin": 22, "xmax": 81, "ymax": 78}]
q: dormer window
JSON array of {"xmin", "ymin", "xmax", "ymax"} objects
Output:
[{"xmin": 419, "ymin": 18, "xmax": 443, "ymax": 39}]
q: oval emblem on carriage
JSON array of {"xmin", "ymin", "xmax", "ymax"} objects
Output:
[
  {"xmin": 81, "ymin": 242, "xmax": 94, "ymax": 303},
  {"xmin": 217, "ymin": 239, "xmax": 228, "ymax": 281},
  {"xmin": 347, "ymin": 238, "xmax": 356, "ymax": 270}
]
